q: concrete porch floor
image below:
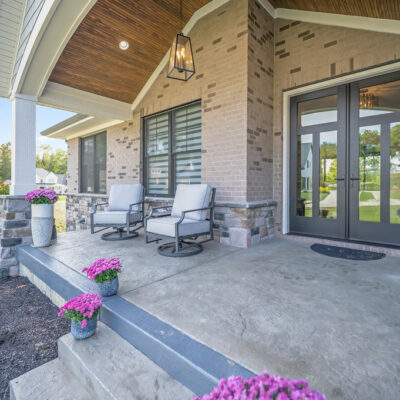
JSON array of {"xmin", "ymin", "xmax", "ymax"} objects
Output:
[{"xmin": 42, "ymin": 230, "xmax": 400, "ymax": 400}]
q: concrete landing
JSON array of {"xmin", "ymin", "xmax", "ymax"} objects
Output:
[
  {"xmin": 38, "ymin": 230, "xmax": 400, "ymax": 400},
  {"xmin": 10, "ymin": 323, "xmax": 195, "ymax": 400}
]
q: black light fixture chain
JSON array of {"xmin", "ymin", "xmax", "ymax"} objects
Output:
[{"xmin": 180, "ymin": 0, "xmax": 183, "ymax": 33}]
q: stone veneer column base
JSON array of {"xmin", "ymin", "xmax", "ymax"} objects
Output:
[
  {"xmin": 0, "ymin": 195, "xmax": 33, "ymax": 277},
  {"xmin": 65, "ymin": 194, "xmax": 277, "ymax": 249}
]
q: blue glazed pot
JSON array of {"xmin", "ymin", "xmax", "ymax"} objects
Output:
[
  {"xmin": 71, "ymin": 318, "xmax": 97, "ymax": 340},
  {"xmin": 97, "ymin": 277, "xmax": 119, "ymax": 297}
]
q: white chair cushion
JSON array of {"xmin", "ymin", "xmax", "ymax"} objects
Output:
[
  {"xmin": 171, "ymin": 184, "xmax": 212, "ymax": 221},
  {"xmin": 108, "ymin": 184, "xmax": 143, "ymax": 211},
  {"xmin": 93, "ymin": 211, "xmax": 142, "ymax": 225},
  {"xmin": 146, "ymin": 216, "xmax": 210, "ymax": 237}
]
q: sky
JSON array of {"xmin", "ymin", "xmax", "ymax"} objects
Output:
[{"xmin": 0, "ymin": 97, "xmax": 75, "ymax": 152}]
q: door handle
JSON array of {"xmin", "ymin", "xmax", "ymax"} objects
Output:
[
  {"xmin": 350, "ymin": 177, "xmax": 360, "ymax": 181},
  {"xmin": 336, "ymin": 178, "xmax": 345, "ymax": 181}
]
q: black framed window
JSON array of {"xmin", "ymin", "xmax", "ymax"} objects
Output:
[
  {"xmin": 144, "ymin": 101, "xmax": 201, "ymax": 196},
  {"xmin": 81, "ymin": 132, "xmax": 107, "ymax": 193}
]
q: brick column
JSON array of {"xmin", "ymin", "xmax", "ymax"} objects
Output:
[{"xmin": 0, "ymin": 195, "xmax": 32, "ymax": 277}]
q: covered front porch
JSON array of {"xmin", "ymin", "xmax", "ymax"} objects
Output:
[{"xmin": 31, "ymin": 229, "xmax": 400, "ymax": 400}]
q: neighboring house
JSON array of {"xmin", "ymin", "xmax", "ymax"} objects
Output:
[{"xmin": 36, "ymin": 168, "xmax": 67, "ymax": 193}]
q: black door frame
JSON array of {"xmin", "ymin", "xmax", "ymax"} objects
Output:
[
  {"xmin": 289, "ymin": 71, "xmax": 400, "ymax": 247},
  {"xmin": 290, "ymin": 85, "xmax": 347, "ymax": 239},
  {"xmin": 348, "ymin": 71, "xmax": 400, "ymax": 246}
]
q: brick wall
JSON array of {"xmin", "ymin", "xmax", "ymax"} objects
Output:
[
  {"xmin": 132, "ymin": 0, "xmax": 249, "ymax": 203},
  {"xmin": 272, "ymin": 19, "xmax": 400, "ymax": 233},
  {"xmin": 106, "ymin": 121, "xmax": 141, "ymax": 192},
  {"xmin": 247, "ymin": 0, "xmax": 274, "ymax": 201}
]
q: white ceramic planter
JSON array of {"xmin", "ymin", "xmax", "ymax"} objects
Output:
[{"xmin": 31, "ymin": 204, "xmax": 54, "ymax": 247}]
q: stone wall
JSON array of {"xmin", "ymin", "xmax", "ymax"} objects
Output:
[
  {"xmin": 272, "ymin": 18, "xmax": 400, "ymax": 234},
  {"xmin": 0, "ymin": 196, "xmax": 32, "ymax": 277},
  {"xmin": 65, "ymin": 193, "xmax": 276, "ymax": 247}
]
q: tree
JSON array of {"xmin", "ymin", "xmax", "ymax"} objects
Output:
[
  {"xmin": 0, "ymin": 142, "xmax": 11, "ymax": 182},
  {"xmin": 36, "ymin": 144, "xmax": 67, "ymax": 174}
]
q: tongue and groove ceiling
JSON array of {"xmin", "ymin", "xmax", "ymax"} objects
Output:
[
  {"xmin": 48, "ymin": 0, "xmax": 400, "ymax": 104},
  {"xmin": 48, "ymin": 0, "xmax": 211, "ymax": 104}
]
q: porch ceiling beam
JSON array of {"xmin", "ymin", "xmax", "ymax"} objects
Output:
[
  {"xmin": 274, "ymin": 8, "xmax": 400, "ymax": 35},
  {"xmin": 12, "ymin": 0, "xmax": 96, "ymax": 98},
  {"xmin": 39, "ymin": 82, "xmax": 132, "ymax": 121}
]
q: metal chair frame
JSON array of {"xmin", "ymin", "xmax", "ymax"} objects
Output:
[
  {"xmin": 90, "ymin": 187, "xmax": 145, "ymax": 241},
  {"xmin": 145, "ymin": 188, "xmax": 216, "ymax": 257}
]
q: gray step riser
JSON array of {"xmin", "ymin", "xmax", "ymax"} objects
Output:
[
  {"xmin": 58, "ymin": 338, "xmax": 115, "ymax": 400},
  {"xmin": 17, "ymin": 245, "xmax": 254, "ymax": 397}
]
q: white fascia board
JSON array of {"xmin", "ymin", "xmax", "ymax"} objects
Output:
[
  {"xmin": 275, "ymin": 8, "xmax": 400, "ymax": 35},
  {"xmin": 64, "ymin": 119, "xmax": 123, "ymax": 141},
  {"xmin": 131, "ymin": 0, "xmax": 231, "ymax": 111},
  {"xmin": 39, "ymin": 82, "xmax": 132, "ymax": 121},
  {"xmin": 13, "ymin": 0, "xmax": 97, "ymax": 97}
]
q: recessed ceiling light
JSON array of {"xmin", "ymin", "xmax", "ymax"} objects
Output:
[{"xmin": 119, "ymin": 40, "xmax": 129, "ymax": 50}]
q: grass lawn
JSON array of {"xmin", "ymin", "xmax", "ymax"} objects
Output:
[
  {"xmin": 54, "ymin": 199, "xmax": 66, "ymax": 233},
  {"xmin": 360, "ymin": 191, "xmax": 375, "ymax": 201},
  {"xmin": 301, "ymin": 192, "xmax": 329, "ymax": 201}
]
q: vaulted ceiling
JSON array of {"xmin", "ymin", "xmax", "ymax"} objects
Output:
[
  {"xmin": 269, "ymin": 0, "xmax": 400, "ymax": 20},
  {"xmin": 48, "ymin": 0, "xmax": 400, "ymax": 105},
  {"xmin": 49, "ymin": 0, "xmax": 211, "ymax": 104}
]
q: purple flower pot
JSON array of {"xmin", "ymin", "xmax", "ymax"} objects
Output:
[{"xmin": 71, "ymin": 318, "xmax": 97, "ymax": 340}]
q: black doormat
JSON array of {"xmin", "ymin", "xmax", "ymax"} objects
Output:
[{"xmin": 310, "ymin": 243, "xmax": 386, "ymax": 261}]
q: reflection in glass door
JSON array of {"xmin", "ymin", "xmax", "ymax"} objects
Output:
[
  {"xmin": 290, "ymin": 72, "xmax": 400, "ymax": 246},
  {"xmin": 290, "ymin": 87, "xmax": 346, "ymax": 239},
  {"xmin": 349, "ymin": 74, "xmax": 400, "ymax": 246}
]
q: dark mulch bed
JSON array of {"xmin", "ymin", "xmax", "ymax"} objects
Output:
[{"xmin": 0, "ymin": 276, "xmax": 70, "ymax": 400}]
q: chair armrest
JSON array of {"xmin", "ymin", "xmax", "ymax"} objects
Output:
[
  {"xmin": 176, "ymin": 206, "xmax": 212, "ymax": 224},
  {"xmin": 93, "ymin": 202, "xmax": 108, "ymax": 212},
  {"xmin": 146, "ymin": 205, "xmax": 173, "ymax": 220},
  {"xmin": 128, "ymin": 201, "xmax": 145, "ymax": 212}
]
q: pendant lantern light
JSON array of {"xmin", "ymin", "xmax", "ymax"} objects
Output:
[{"xmin": 167, "ymin": 0, "xmax": 195, "ymax": 81}]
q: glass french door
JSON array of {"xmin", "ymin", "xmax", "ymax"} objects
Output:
[
  {"xmin": 290, "ymin": 72, "xmax": 400, "ymax": 247},
  {"xmin": 349, "ymin": 73, "xmax": 400, "ymax": 246}
]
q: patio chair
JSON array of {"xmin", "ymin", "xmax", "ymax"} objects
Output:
[
  {"xmin": 90, "ymin": 184, "xmax": 145, "ymax": 241},
  {"xmin": 145, "ymin": 184, "xmax": 216, "ymax": 257}
]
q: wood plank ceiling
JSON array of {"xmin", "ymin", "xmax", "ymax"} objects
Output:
[
  {"xmin": 269, "ymin": 0, "xmax": 400, "ymax": 20},
  {"xmin": 49, "ymin": 0, "xmax": 400, "ymax": 104},
  {"xmin": 49, "ymin": 0, "xmax": 211, "ymax": 103}
]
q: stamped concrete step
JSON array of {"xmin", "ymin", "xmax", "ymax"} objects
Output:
[
  {"xmin": 58, "ymin": 321, "xmax": 195, "ymax": 400},
  {"xmin": 9, "ymin": 358, "xmax": 92, "ymax": 400}
]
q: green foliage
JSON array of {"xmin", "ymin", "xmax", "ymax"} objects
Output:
[
  {"xmin": 0, "ymin": 182, "xmax": 10, "ymax": 195},
  {"xmin": 62, "ymin": 307, "xmax": 100, "ymax": 323},
  {"xmin": 94, "ymin": 268, "xmax": 120, "ymax": 284},
  {"xmin": 36, "ymin": 145, "xmax": 67, "ymax": 174},
  {"xmin": 360, "ymin": 191, "xmax": 374, "ymax": 201},
  {"xmin": 0, "ymin": 142, "xmax": 11, "ymax": 182}
]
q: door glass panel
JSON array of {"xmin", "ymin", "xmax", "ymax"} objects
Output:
[
  {"xmin": 298, "ymin": 95, "xmax": 337, "ymax": 127},
  {"xmin": 390, "ymin": 122, "xmax": 400, "ymax": 224},
  {"xmin": 359, "ymin": 80, "xmax": 400, "ymax": 118},
  {"xmin": 319, "ymin": 131, "xmax": 337, "ymax": 219},
  {"xmin": 296, "ymin": 134, "xmax": 313, "ymax": 217},
  {"xmin": 359, "ymin": 125, "xmax": 381, "ymax": 222}
]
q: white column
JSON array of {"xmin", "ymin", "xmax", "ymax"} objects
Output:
[{"xmin": 10, "ymin": 93, "xmax": 37, "ymax": 195}]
